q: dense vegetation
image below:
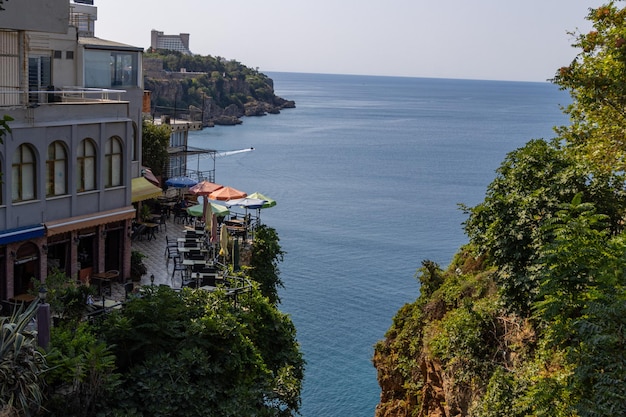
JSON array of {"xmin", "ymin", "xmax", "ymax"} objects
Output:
[
  {"xmin": 0, "ymin": 226, "xmax": 304, "ymax": 417},
  {"xmin": 144, "ymin": 49, "xmax": 281, "ymax": 116},
  {"xmin": 141, "ymin": 120, "xmax": 170, "ymax": 177},
  {"xmin": 374, "ymin": 3, "xmax": 626, "ymax": 416}
]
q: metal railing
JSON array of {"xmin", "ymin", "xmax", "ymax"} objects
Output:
[{"xmin": 0, "ymin": 87, "xmax": 126, "ymax": 107}]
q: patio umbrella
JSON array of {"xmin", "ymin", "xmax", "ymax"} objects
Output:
[
  {"xmin": 141, "ymin": 167, "xmax": 160, "ymax": 187},
  {"xmin": 225, "ymin": 197, "xmax": 267, "ymax": 210},
  {"xmin": 209, "ymin": 186, "xmax": 247, "ymax": 201},
  {"xmin": 187, "ymin": 202, "xmax": 229, "ymax": 217},
  {"xmin": 188, "ymin": 180, "xmax": 223, "ymax": 196},
  {"xmin": 219, "ymin": 223, "xmax": 229, "ymax": 263},
  {"xmin": 165, "ymin": 176, "xmax": 198, "ymax": 188},
  {"xmin": 235, "ymin": 193, "xmax": 276, "ymax": 224},
  {"xmin": 247, "ymin": 192, "xmax": 276, "ymax": 208}
]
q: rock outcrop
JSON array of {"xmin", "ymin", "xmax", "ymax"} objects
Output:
[{"xmin": 143, "ymin": 57, "xmax": 294, "ymax": 127}]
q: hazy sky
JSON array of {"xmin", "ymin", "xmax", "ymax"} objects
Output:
[{"xmin": 96, "ymin": 1, "xmax": 607, "ymax": 82}]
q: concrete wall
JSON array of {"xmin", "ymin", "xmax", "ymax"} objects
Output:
[{"xmin": 0, "ymin": 0, "xmax": 68, "ymax": 33}]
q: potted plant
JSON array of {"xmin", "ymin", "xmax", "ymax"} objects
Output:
[{"xmin": 130, "ymin": 250, "xmax": 148, "ymax": 282}]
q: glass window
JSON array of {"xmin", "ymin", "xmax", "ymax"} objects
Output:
[
  {"xmin": 84, "ymin": 50, "xmax": 139, "ymax": 88},
  {"xmin": 12, "ymin": 144, "xmax": 36, "ymax": 202},
  {"xmin": 77, "ymin": 139, "xmax": 96, "ymax": 192},
  {"xmin": 47, "ymin": 141, "xmax": 67, "ymax": 196},
  {"xmin": 105, "ymin": 136, "xmax": 122, "ymax": 187}
]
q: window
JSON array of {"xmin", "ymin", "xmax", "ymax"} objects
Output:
[
  {"xmin": 53, "ymin": 50, "xmax": 62, "ymax": 59},
  {"xmin": 46, "ymin": 141, "xmax": 67, "ymax": 196},
  {"xmin": 66, "ymin": 51, "xmax": 74, "ymax": 60},
  {"xmin": 104, "ymin": 137, "xmax": 122, "ymax": 187},
  {"xmin": 84, "ymin": 50, "xmax": 139, "ymax": 88},
  {"xmin": 77, "ymin": 139, "xmax": 96, "ymax": 192},
  {"xmin": 12, "ymin": 144, "xmax": 36, "ymax": 202},
  {"xmin": 28, "ymin": 56, "xmax": 51, "ymax": 104}
]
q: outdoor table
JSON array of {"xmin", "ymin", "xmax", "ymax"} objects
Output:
[
  {"xmin": 10, "ymin": 293, "xmax": 36, "ymax": 303},
  {"xmin": 139, "ymin": 222, "xmax": 159, "ymax": 240},
  {"xmin": 92, "ymin": 271, "xmax": 118, "ymax": 296},
  {"xmin": 177, "ymin": 237, "xmax": 203, "ymax": 245},
  {"xmin": 177, "ymin": 246, "xmax": 205, "ymax": 253},
  {"xmin": 224, "ymin": 219, "xmax": 245, "ymax": 227},
  {"xmin": 226, "ymin": 225, "xmax": 247, "ymax": 239}
]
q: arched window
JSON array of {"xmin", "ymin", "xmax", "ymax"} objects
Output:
[
  {"xmin": 12, "ymin": 144, "xmax": 36, "ymax": 202},
  {"xmin": 105, "ymin": 136, "xmax": 122, "ymax": 187},
  {"xmin": 77, "ymin": 139, "xmax": 96, "ymax": 192},
  {"xmin": 46, "ymin": 140, "xmax": 67, "ymax": 196}
]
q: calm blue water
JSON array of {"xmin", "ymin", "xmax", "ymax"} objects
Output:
[{"xmin": 187, "ymin": 73, "xmax": 570, "ymax": 417}]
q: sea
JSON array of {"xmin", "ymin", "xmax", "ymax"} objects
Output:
[{"xmin": 187, "ymin": 72, "xmax": 571, "ymax": 417}]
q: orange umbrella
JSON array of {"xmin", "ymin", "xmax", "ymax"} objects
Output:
[
  {"xmin": 188, "ymin": 180, "xmax": 223, "ymax": 196},
  {"xmin": 209, "ymin": 186, "xmax": 247, "ymax": 201}
]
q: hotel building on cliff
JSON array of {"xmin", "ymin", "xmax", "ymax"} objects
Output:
[{"xmin": 0, "ymin": 0, "xmax": 157, "ymax": 300}]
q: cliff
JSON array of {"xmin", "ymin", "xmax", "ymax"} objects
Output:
[
  {"xmin": 372, "ymin": 250, "xmax": 534, "ymax": 417},
  {"xmin": 143, "ymin": 51, "xmax": 295, "ymax": 126}
]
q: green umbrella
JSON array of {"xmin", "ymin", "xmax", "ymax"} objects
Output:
[
  {"xmin": 248, "ymin": 192, "xmax": 276, "ymax": 208},
  {"xmin": 187, "ymin": 202, "xmax": 229, "ymax": 217}
]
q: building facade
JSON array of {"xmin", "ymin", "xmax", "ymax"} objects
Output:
[
  {"xmin": 150, "ymin": 30, "xmax": 192, "ymax": 55},
  {"xmin": 0, "ymin": 0, "xmax": 153, "ymax": 300}
]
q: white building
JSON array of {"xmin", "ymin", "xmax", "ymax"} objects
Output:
[
  {"xmin": 150, "ymin": 30, "xmax": 192, "ymax": 55},
  {"xmin": 0, "ymin": 0, "xmax": 160, "ymax": 300}
]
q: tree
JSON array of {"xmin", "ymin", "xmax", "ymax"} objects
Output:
[
  {"xmin": 553, "ymin": 3, "xmax": 626, "ymax": 173},
  {"xmin": 531, "ymin": 195, "xmax": 626, "ymax": 416},
  {"xmin": 0, "ymin": 301, "xmax": 47, "ymax": 416},
  {"xmin": 462, "ymin": 139, "xmax": 626, "ymax": 314},
  {"xmin": 141, "ymin": 120, "xmax": 170, "ymax": 177},
  {"xmin": 248, "ymin": 225, "xmax": 285, "ymax": 305},
  {"xmin": 100, "ymin": 285, "xmax": 303, "ymax": 417}
]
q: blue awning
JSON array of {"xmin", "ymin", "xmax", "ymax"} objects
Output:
[{"xmin": 0, "ymin": 224, "xmax": 45, "ymax": 245}]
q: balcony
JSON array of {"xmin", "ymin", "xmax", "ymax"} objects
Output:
[{"xmin": 0, "ymin": 87, "xmax": 126, "ymax": 108}]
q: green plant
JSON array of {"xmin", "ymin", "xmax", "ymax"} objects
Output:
[
  {"xmin": 248, "ymin": 224, "xmax": 284, "ymax": 305},
  {"xmin": 139, "ymin": 204, "xmax": 152, "ymax": 222},
  {"xmin": 45, "ymin": 321, "xmax": 121, "ymax": 416},
  {"xmin": 130, "ymin": 250, "xmax": 147, "ymax": 281},
  {"xmin": 32, "ymin": 269, "xmax": 95, "ymax": 324},
  {"xmin": 100, "ymin": 285, "xmax": 303, "ymax": 416},
  {"xmin": 0, "ymin": 300, "xmax": 47, "ymax": 416}
]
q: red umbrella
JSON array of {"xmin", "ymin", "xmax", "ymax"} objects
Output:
[
  {"xmin": 188, "ymin": 180, "xmax": 223, "ymax": 196},
  {"xmin": 209, "ymin": 186, "xmax": 247, "ymax": 201}
]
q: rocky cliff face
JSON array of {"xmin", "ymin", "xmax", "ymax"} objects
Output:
[
  {"xmin": 144, "ymin": 59, "xmax": 294, "ymax": 126},
  {"xmin": 372, "ymin": 251, "xmax": 537, "ymax": 417}
]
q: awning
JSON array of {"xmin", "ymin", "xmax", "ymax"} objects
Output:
[
  {"xmin": 0, "ymin": 224, "xmax": 45, "ymax": 245},
  {"xmin": 132, "ymin": 177, "xmax": 163, "ymax": 203},
  {"xmin": 46, "ymin": 206, "xmax": 136, "ymax": 236}
]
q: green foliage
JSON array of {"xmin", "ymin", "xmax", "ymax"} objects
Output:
[
  {"xmin": 44, "ymin": 321, "xmax": 120, "ymax": 416},
  {"xmin": 552, "ymin": 3, "xmax": 626, "ymax": 173},
  {"xmin": 130, "ymin": 250, "xmax": 147, "ymax": 279},
  {"xmin": 141, "ymin": 120, "xmax": 170, "ymax": 177},
  {"xmin": 144, "ymin": 50, "xmax": 279, "ymax": 113},
  {"xmin": 0, "ymin": 114, "xmax": 12, "ymax": 143},
  {"xmin": 377, "ymin": 5, "xmax": 626, "ymax": 416},
  {"xmin": 248, "ymin": 225, "xmax": 285, "ymax": 305},
  {"xmin": 415, "ymin": 260, "xmax": 444, "ymax": 299},
  {"xmin": 33, "ymin": 269, "xmax": 95, "ymax": 323},
  {"xmin": 462, "ymin": 139, "xmax": 626, "ymax": 315},
  {"xmin": 0, "ymin": 301, "xmax": 47, "ymax": 416},
  {"xmin": 100, "ymin": 285, "xmax": 303, "ymax": 416}
]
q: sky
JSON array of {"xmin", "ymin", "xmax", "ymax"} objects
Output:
[{"xmin": 96, "ymin": 0, "xmax": 608, "ymax": 82}]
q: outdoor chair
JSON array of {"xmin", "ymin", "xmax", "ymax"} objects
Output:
[
  {"xmin": 171, "ymin": 256, "xmax": 188, "ymax": 284},
  {"xmin": 158, "ymin": 213, "xmax": 167, "ymax": 232},
  {"xmin": 131, "ymin": 224, "xmax": 146, "ymax": 241},
  {"xmin": 124, "ymin": 282, "xmax": 135, "ymax": 300},
  {"xmin": 164, "ymin": 236, "xmax": 179, "ymax": 256},
  {"xmin": 166, "ymin": 247, "xmax": 180, "ymax": 267},
  {"xmin": 173, "ymin": 208, "xmax": 189, "ymax": 224}
]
